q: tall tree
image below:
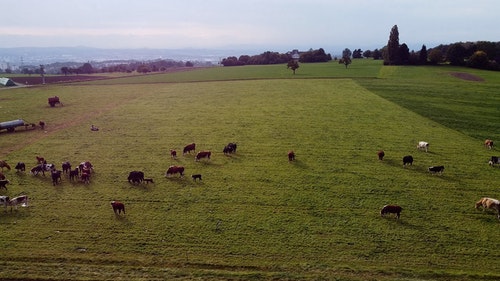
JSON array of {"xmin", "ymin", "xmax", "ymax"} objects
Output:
[
  {"xmin": 386, "ymin": 25, "xmax": 400, "ymax": 65},
  {"xmin": 419, "ymin": 45, "xmax": 428, "ymax": 64},
  {"xmin": 287, "ymin": 60, "xmax": 299, "ymax": 74}
]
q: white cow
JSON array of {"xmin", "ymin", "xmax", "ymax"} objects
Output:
[
  {"xmin": 0, "ymin": 195, "xmax": 9, "ymax": 211},
  {"xmin": 9, "ymin": 195, "xmax": 28, "ymax": 211},
  {"xmin": 417, "ymin": 141, "xmax": 429, "ymax": 152}
]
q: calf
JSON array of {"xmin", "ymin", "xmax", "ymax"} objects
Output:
[
  {"xmin": 62, "ymin": 161, "xmax": 71, "ymax": 174},
  {"xmin": 0, "ymin": 196, "xmax": 9, "ymax": 211},
  {"xmin": 111, "ymin": 201, "xmax": 125, "ymax": 215},
  {"xmin": 0, "ymin": 179, "xmax": 10, "ymax": 190},
  {"xmin": 170, "ymin": 149, "xmax": 177, "ymax": 159},
  {"xmin": 428, "ymin": 165, "xmax": 444, "ymax": 174},
  {"xmin": 377, "ymin": 150, "xmax": 385, "ymax": 161},
  {"xmin": 489, "ymin": 156, "xmax": 500, "ymax": 167},
  {"xmin": 69, "ymin": 168, "xmax": 79, "ymax": 181},
  {"xmin": 380, "ymin": 205, "xmax": 402, "ymax": 219},
  {"xmin": 15, "ymin": 162, "xmax": 26, "ymax": 172},
  {"xmin": 403, "ymin": 155, "xmax": 413, "ymax": 167},
  {"xmin": 192, "ymin": 174, "xmax": 202, "ymax": 181},
  {"xmin": 417, "ymin": 141, "xmax": 429, "ymax": 152},
  {"xmin": 288, "ymin": 151, "xmax": 295, "ymax": 161},
  {"xmin": 484, "ymin": 139, "xmax": 494, "ymax": 150},
  {"xmin": 9, "ymin": 195, "xmax": 28, "ymax": 211}
]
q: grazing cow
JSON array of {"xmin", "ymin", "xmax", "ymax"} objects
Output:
[
  {"xmin": 80, "ymin": 172, "xmax": 91, "ymax": 184},
  {"xmin": 9, "ymin": 195, "xmax": 29, "ymax": 211},
  {"xmin": 195, "ymin": 151, "xmax": 211, "ymax": 161},
  {"xmin": 166, "ymin": 165, "xmax": 185, "ymax": 177},
  {"xmin": 428, "ymin": 165, "xmax": 445, "ymax": 174},
  {"xmin": 475, "ymin": 197, "xmax": 500, "ymax": 220},
  {"xmin": 223, "ymin": 142, "xmax": 237, "ymax": 155},
  {"xmin": 79, "ymin": 161, "xmax": 93, "ymax": 173},
  {"xmin": 143, "ymin": 178, "xmax": 154, "ymax": 184},
  {"xmin": 170, "ymin": 149, "xmax": 177, "ymax": 159},
  {"xmin": 489, "ymin": 156, "xmax": 500, "ymax": 167},
  {"xmin": 51, "ymin": 170, "xmax": 62, "ymax": 186},
  {"xmin": 128, "ymin": 171, "xmax": 145, "ymax": 184},
  {"xmin": 36, "ymin": 156, "xmax": 45, "ymax": 164},
  {"xmin": 183, "ymin": 143, "xmax": 196, "ymax": 155},
  {"xmin": 417, "ymin": 141, "xmax": 429, "ymax": 152},
  {"xmin": 0, "ymin": 160, "xmax": 11, "ymax": 171},
  {"xmin": 288, "ymin": 151, "xmax": 295, "ymax": 161},
  {"xmin": 380, "ymin": 205, "xmax": 402, "ymax": 219},
  {"xmin": 62, "ymin": 161, "xmax": 71, "ymax": 174},
  {"xmin": 0, "ymin": 196, "xmax": 9, "ymax": 211},
  {"xmin": 377, "ymin": 150, "xmax": 385, "ymax": 161},
  {"xmin": 69, "ymin": 168, "xmax": 79, "ymax": 181},
  {"xmin": 15, "ymin": 162, "xmax": 26, "ymax": 172},
  {"xmin": 111, "ymin": 201, "xmax": 125, "ymax": 215},
  {"xmin": 192, "ymin": 174, "xmax": 202, "ymax": 181},
  {"xmin": 0, "ymin": 180, "xmax": 9, "ymax": 190},
  {"xmin": 403, "ymin": 155, "xmax": 413, "ymax": 167},
  {"xmin": 484, "ymin": 139, "xmax": 494, "ymax": 150}
]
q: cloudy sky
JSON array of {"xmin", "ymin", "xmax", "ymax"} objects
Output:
[{"xmin": 1, "ymin": 0, "xmax": 498, "ymax": 53}]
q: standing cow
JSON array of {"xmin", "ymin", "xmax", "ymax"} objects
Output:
[
  {"xmin": 489, "ymin": 156, "xmax": 500, "ymax": 167},
  {"xmin": 111, "ymin": 201, "xmax": 125, "ymax": 215},
  {"xmin": 380, "ymin": 205, "xmax": 402, "ymax": 219},
  {"xmin": 484, "ymin": 139, "xmax": 494, "ymax": 150},
  {"xmin": 15, "ymin": 162, "xmax": 26, "ymax": 172},
  {"xmin": 183, "ymin": 143, "xmax": 196, "ymax": 155},
  {"xmin": 403, "ymin": 155, "xmax": 413, "ymax": 167},
  {"xmin": 288, "ymin": 151, "xmax": 295, "ymax": 161},
  {"xmin": 377, "ymin": 150, "xmax": 385, "ymax": 161},
  {"xmin": 166, "ymin": 165, "xmax": 185, "ymax": 177},
  {"xmin": 195, "ymin": 151, "xmax": 211, "ymax": 161},
  {"xmin": 417, "ymin": 141, "xmax": 429, "ymax": 152}
]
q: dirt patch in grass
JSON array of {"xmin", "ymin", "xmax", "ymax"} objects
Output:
[{"xmin": 449, "ymin": 72, "xmax": 484, "ymax": 82}]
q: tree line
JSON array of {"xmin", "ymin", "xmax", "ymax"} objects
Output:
[{"xmin": 220, "ymin": 48, "xmax": 332, "ymax": 66}]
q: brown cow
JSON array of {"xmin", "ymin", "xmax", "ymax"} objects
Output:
[
  {"xmin": 475, "ymin": 197, "xmax": 500, "ymax": 220},
  {"xmin": 0, "ymin": 160, "xmax": 11, "ymax": 171},
  {"xmin": 288, "ymin": 151, "xmax": 295, "ymax": 161},
  {"xmin": 166, "ymin": 165, "xmax": 185, "ymax": 177},
  {"xmin": 170, "ymin": 149, "xmax": 177, "ymax": 159},
  {"xmin": 484, "ymin": 139, "xmax": 494, "ymax": 150},
  {"xmin": 183, "ymin": 143, "xmax": 196, "ymax": 155},
  {"xmin": 111, "ymin": 201, "xmax": 125, "ymax": 215},
  {"xmin": 377, "ymin": 150, "xmax": 385, "ymax": 161},
  {"xmin": 380, "ymin": 205, "xmax": 402, "ymax": 219},
  {"xmin": 195, "ymin": 151, "xmax": 211, "ymax": 161}
]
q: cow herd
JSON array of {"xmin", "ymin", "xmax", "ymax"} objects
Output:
[{"xmin": 378, "ymin": 139, "xmax": 500, "ymax": 221}]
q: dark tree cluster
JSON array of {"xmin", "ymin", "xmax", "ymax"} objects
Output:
[
  {"xmin": 58, "ymin": 59, "xmax": 195, "ymax": 75},
  {"xmin": 428, "ymin": 41, "xmax": 500, "ymax": 70},
  {"xmin": 220, "ymin": 48, "xmax": 331, "ymax": 66}
]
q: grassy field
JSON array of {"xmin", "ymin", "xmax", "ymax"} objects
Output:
[{"xmin": 0, "ymin": 60, "xmax": 499, "ymax": 281}]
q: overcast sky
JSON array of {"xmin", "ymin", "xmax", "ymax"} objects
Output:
[{"xmin": 1, "ymin": 0, "xmax": 498, "ymax": 53}]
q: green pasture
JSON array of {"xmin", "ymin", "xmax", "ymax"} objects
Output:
[{"xmin": 0, "ymin": 60, "xmax": 499, "ymax": 281}]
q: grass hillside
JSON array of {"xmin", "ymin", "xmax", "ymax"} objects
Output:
[{"xmin": 0, "ymin": 60, "xmax": 499, "ymax": 281}]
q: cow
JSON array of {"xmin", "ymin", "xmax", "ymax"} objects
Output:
[
  {"xmin": 0, "ymin": 160, "xmax": 11, "ymax": 171},
  {"xmin": 183, "ymin": 143, "xmax": 196, "ymax": 155},
  {"xmin": 0, "ymin": 172, "xmax": 4, "ymax": 180},
  {"xmin": 475, "ymin": 197, "xmax": 500, "ymax": 220},
  {"xmin": 484, "ymin": 139, "xmax": 494, "ymax": 150},
  {"xmin": 79, "ymin": 161, "xmax": 93, "ymax": 173},
  {"xmin": 80, "ymin": 172, "xmax": 91, "ymax": 184},
  {"xmin": 128, "ymin": 171, "xmax": 144, "ymax": 184},
  {"xmin": 288, "ymin": 151, "xmax": 295, "ymax": 161},
  {"xmin": 0, "ymin": 196, "xmax": 9, "ymax": 211},
  {"xmin": 69, "ymin": 168, "xmax": 79, "ymax": 181},
  {"xmin": 9, "ymin": 195, "xmax": 28, "ymax": 211},
  {"xmin": 166, "ymin": 165, "xmax": 185, "ymax": 177},
  {"xmin": 377, "ymin": 150, "xmax": 385, "ymax": 161},
  {"xmin": 428, "ymin": 165, "xmax": 445, "ymax": 174},
  {"xmin": 111, "ymin": 201, "xmax": 125, "ymax": 215},
  {"xmin": 0, "ymin": 180, "xmax": 9, "ymax": 190},
  {"xmin": 223, "ymin": 142, "xmax": 237, "ymax": 155},
  {"xmin": 192, "ymin": 174, "xmax": 202, "ymax": 181},
  {"xmin": 15, "ymin": 162, "xmax": 26, "ymax": 172},
  {"xmin": 403, "ymin": 155, "xmax": 413, "ymax": 167},
  {"xmin": 36, "ymin": 156, "xmax": 45, "ymax": 164},
  {"xmin": 62, "ymin": 161, "xmax": 71, "ymax": 174},
  {"xmin": 195, "ymin": 151, "xmax": 211, "ymax": 161},
  {"xmin": 170, "ymin": 149, "xmax": 177, "ymax": 159},
  {"xmin": 489, "ymin": 156, "xmax": 500, "ymax": 167},
  {"xmin": 51, "ymin": 170, "xmax": 62, "ymax": 186},
  {"xmin": 30, "ymin": 163, "xmax": 55, "ymax": 176},
  {"xmin": 417, "ymin": 141, "xmax": 429, "ymax": 152},
  {"xmin": 380, "ymin": 205, "xmax": 402, "ymax": 219},
  {"xmin": 39, "ymin": 120, "xmax": 45, "ymax": 130}
]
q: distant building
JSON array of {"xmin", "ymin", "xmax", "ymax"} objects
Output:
[
  {"xmin": 0, "ymin": 77, "xmax": 16, "ymax": 87},
  {"xmin": 291, "ymin": 49, "xmax": 300, "ymax": 62}
]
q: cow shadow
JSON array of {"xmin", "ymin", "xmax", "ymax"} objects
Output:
[{"xmin": 289, "ymin": 159, "xmax": 308, "ymax": 169}]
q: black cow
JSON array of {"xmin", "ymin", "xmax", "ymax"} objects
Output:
[
  {"xmin": 223, "ymin": 142, "xmax": 237, "ymax": 155},
  {"xmin": 128, "ymin": 171, "xmax": 144, "ymax": 184},
  {"xmin": 0, "ymin": 180, "xmax": 9, "ymax": 190},
  {"xmin": 15, "ymin": 162, "xmax": 26, "ymax": 172},
  {"xmin": 69, "ymin": 168, "xmax": 79, "ymax": 181},
  {"xmin": 489, "ymin": 156, "xmax": 500, "ymax": 167},
  {"xmin": 428, "ymin": 165, "xmax": 445, "ymax": 174},
  {"xmin": 380, "ymin": 205, "xmax": 402, "ymax": 219},
  {"xmin": 403, "ymin": 155, "xmax": 413, "ymax": 167},
  {"xmin": 62, "ymin": 161, "xmax": 71, "ymax": 174},
  {"xmin": 51, "ymin": 170, "xmax": 62, "ymax": 186}
]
